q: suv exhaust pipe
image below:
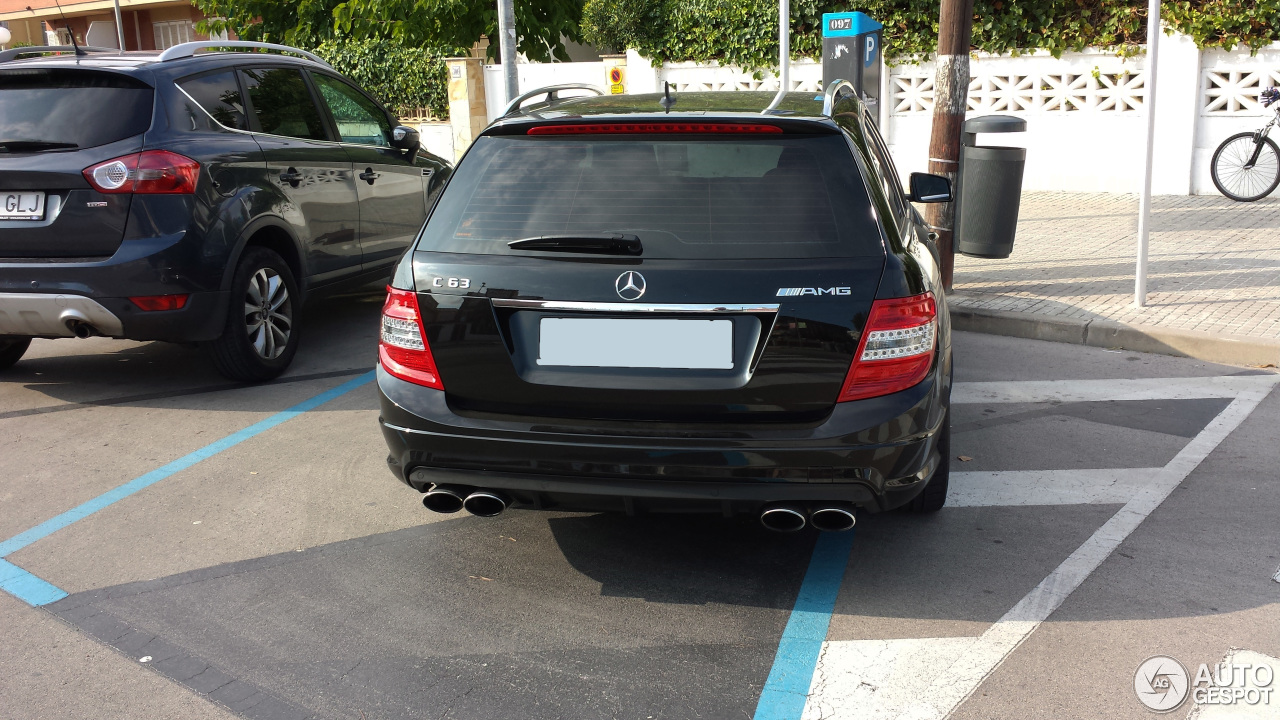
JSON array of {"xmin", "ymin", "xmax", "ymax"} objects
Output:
[
  {"xmin": 462, "ymin": 490, "xmax": 510, "ymax": 518},
  {"xmin": 65, "ymin": 319, "xmax": 98, "ymax": 338},
  {"xmin": 809, "ymin": 506, "xmax": 856, "ymax": 532},
  {"xmin": 422, "ymin": 484, "xmax": 470, "ymax": 514},
  {"xmin": 760, "ymin": 505, "xmax": 807, "ymax": 532}
]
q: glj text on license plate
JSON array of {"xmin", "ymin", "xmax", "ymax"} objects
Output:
[{"xmin": 1, "ymin": 192, "xmax": 45, "ymax": 220}]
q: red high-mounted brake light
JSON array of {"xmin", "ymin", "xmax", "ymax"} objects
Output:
[
  {"xmin": 379, "ymin": 286, "xmax": 443, "ymax": 390},
  {"xmin": 526, "ymin": 123, "xmax": 784, "ymax": 135},
  {"xmin": 838, "ymin": 293, "xmax": 938, "ymax": 402},
  {"xmin": 83, "ymin": 150, "xmax": 200, "ymax": 195}
]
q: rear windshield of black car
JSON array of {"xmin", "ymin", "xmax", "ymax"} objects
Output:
[
  {"xmin": 0, "ymin": 69, "xmax": 153, "ymax": 150},
  {"xmin": 417, "ymin": 133, "xmax": 884, "ymax": 259}
]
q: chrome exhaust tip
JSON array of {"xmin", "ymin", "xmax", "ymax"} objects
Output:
[
  {"xmin": 422, "ymin": 484, "xmax": 469, "ymax": 514},
  {"xmin": 809, "ymin": 506, "xmax": 856, "ymax": 532},
  {"xmin": 66, "ymin": 320, "xmax": 97, "ymax": 338},
  {"xmin": 760, "ymin": 505, "xmax": 807, "ymax": 532},
  {"xmin": 462, "ymin": 490, "xmax": 509, "ymax": 518}
]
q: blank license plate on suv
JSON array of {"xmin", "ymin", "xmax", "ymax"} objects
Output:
[
  {"xmin": 1, "ymin": 192, "xmax": 45, "ymax": 221},
  {"xmin": 538, "ymin": 318, "xmax": 734, "ymax": 369}
]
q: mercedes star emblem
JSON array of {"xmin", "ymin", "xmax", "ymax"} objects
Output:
[{"xmin": 615, "ymin": 271, "xmax": 646, "ymax": 301}]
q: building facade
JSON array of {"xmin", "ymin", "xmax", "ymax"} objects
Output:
[{"xmin": 0, "ymin": 0, "xmax": 231, "ymax": 52}]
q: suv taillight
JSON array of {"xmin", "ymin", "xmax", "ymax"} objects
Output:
[
  {"xmin": 83, "ymin": 150, "xmax": 200, "ymax": 194},
  {"xmin": 838, "ymin": 293, "xmax": 937, "ymax": 402},
  {"xmin": 379, "ymin": 286, "xmax": 443, "ymax": 389}
]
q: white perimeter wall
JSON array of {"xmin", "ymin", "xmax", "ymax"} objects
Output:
[{"xmin": 468, "ymin": 32, "xmax": 1280, "ymax": 195}]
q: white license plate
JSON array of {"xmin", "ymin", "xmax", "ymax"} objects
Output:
[
  {"xmin": 538, "ymin": 318, "xmax": 734, "ymax": 369},
  {"xmin": 0, "ymin": 192, "xmax": 45, "ymax": 221}
]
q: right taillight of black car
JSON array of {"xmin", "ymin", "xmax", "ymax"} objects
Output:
[
  {"xmin": 379, "ymin": 286, "xmax": 444, "ymax": 390},
  {"xmin": 838, "ymin": 292, "xmax": 937, "ymax": 402}
]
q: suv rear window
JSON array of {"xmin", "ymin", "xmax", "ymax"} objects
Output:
[
  {"xmin": 0, "ymin": 69, "xmax": 153, "ymax": 150},
  {"xmin": 417, "ymin": 133, "xmax": 884, "ymax": 259}
]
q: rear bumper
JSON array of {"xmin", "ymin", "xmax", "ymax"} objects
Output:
[
  {"xmin": 376, "ymin": 359, "xmax": 951, "ymax": 514},
  {"xmin": 0, "ymin": 233, "xmax": 228, "ymax": 342}
]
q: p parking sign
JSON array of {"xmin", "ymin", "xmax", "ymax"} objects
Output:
[{"xmin": 821, "ymin": 11, "xmax": 883, "ymax": 111}]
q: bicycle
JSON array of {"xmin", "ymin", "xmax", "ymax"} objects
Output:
[{"xmin": 1211, "ymin": 87, "xmax": 1280, "ymax": 202}]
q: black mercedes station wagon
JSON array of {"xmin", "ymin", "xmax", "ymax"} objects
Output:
[
  {"xmin": 0, "ymin": 42, "xmax": 448, "ymax": 380},
  {"xmin": 376, "ymin": 86, "xmax": 954, "ymax": 531}
]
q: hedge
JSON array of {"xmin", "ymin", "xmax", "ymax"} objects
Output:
[
  {"xmin": 311, "ymin": 39, "xmax": 465, "ymax": 120},
  {"xmin": 583, "ymin": 0, "xmax": 1280, "ymax": 70}
]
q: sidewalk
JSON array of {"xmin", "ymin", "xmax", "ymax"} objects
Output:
[{"xmin": 949, "ymin": 193, "xmax": 1280, "ymax": 366}]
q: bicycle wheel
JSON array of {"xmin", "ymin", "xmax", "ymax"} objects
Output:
[{"xmin": 1211, "ymin": 132, "xmax": 1280, "ymax": 202}]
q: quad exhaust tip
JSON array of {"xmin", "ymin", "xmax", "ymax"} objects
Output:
[
  {"xmin": 422, "ymin": 485, "xmax": 510, "ymax": 517},
  {"xmin": 462, "ymin": 490, "xmax": 509, "ymax": 518},
  {"xmin": 422, "ymin": 484, "xmax": 468, "ymax": 514},
  {"xmin": 759, "ymin": 505, "xmax": 807, "ymax": 532},
  {"xmin": 809, "ymin": 506, "xmax": 856, "ymax": 532}
]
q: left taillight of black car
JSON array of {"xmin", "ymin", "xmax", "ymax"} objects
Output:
[
  {"xmin": 83, "ymin": 150, "xmax": 200, "ymax": 194},
  {"xmin": 379, "ymin": 286, "xmax": 444, "ymax": 390}
]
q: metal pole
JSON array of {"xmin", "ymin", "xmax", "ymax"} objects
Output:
[
  {"xmin": 763, "ymin": 0, "xmax": 789, "ymax": 112},
  {"xmin": 1134, "ymin": 0, "xmax": 1160, "ymax": 307},
  {"xmin": 112, "ymin": 0, "xmax": 125, "ymax": 51},
  {"xmin": 496, "ymin": 0, "xmax": 518, "ymax": 104}
]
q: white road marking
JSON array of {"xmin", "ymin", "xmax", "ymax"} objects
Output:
[
  {"xmin": 948, "ymin": 468, "xmax": 1162, "ymax": 507},
  {"xmin": 953, "ymin": 375, "xmax": 1277, "ymax": 405},
  {"xmin": 803, "ymin": 638, "xmax": 977, "ymax": 720},
  {"xmin": 802, "ymin": 375, "xmax": 1279, "ymax": 720},
  {"xmin": 1273, "ymin": 565, "xmax": 1280, "ymax": 584}
]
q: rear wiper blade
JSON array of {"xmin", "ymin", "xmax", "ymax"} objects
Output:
[
  {"xmin": 0, "ymin": 140, "xmax": 79, "ymax": 152},
  {"xmin": 508, "ymin": 233, "xmax": 642, "ymax": 256}
]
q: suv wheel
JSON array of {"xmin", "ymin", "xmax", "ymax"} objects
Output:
[
  {"xmin": 0, "ymin": 337, "xmax": 32, "ymax": 371},
  {"xmin": 207, "ymin": 247, "xmax": 299, "ymax": 381},
  {"xmin": 909, "ymin": 412, "xmax": 950, "ymax": 513}
]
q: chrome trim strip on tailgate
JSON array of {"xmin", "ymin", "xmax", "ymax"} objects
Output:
[{"xmin": 489, "ymin": 299, "xmax": 780, "ymax": 314}]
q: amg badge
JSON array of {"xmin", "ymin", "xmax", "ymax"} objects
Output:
[{"xmin": 776, "ymin": 287, "xmax": 852, "ymax": 297}]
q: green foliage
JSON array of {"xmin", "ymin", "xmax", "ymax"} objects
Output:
[
  {"xmin": 331, "ymin": 0, "xmax": 584, "ymax": 62},
  {"xmin": 1164, "ymin": 0, "xmax": 1280, "ymax": 52},
  {"xmin": 312, "ymin": 39, "xmax": 462, "ymax": 119},
  {"xmin": 583, "ymin": 0, "xmax": 1280, "ymax": 70},
  {"xmin": 193, "ymin": 0, "xmax": 347, "ymax": 46},
  {"xmin": 196, "ymin": 0, "xmax": 584, "ymax": 63}
]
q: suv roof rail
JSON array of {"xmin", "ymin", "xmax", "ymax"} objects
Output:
[
  {"xmin": 0, "ymin": 45, "xmax": 120, "ymax": 63},
  {"xmin": 502, "ymin": 84, "xmax": 604, "ymax": 118},
  {"xmin": 156, "ymin": 41, "xmax": 332, "ymax": 68}
]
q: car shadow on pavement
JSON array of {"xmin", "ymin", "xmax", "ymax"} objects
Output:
[{"xmin": 0, "ymin": 287, "xmax": 387, "ymax": 414}]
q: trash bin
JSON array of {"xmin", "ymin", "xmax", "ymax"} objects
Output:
[{"xmin": 955, "ymin": 115, "xmax": 1026, "ymax": 259}]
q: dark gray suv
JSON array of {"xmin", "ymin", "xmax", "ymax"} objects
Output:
[{"xmin": 0, "ymin": 42, "xmax": 450, "ymax": 380}]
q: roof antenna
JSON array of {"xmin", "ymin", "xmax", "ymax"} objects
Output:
[
  {"xmin": 659, "ymin": 81, "xmax": 676, "ymax": 112},
  {"xmin": 52, "ymin": 0, "xmax": 85, "ymax": 55}
]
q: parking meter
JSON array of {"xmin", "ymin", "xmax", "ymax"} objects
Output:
[{"xmin": 821, "ymin": 11, "xmax": 883, "ymax": 109}]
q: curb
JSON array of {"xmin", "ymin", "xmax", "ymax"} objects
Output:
[{"xmin": 949, "ymin": 305, "xmax": 1280, "ymax": 368}]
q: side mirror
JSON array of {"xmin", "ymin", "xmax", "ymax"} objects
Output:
[
  {"xmin": 392, "ymin": 125, "xmax": 421, "ymax": 159},
  {"xmin": 907, "ymin": 172, "xmax": 952, "ymax": 203}
]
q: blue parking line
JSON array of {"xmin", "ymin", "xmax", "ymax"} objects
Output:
[
  {"xmin": 0, "ymin": 371, "xmax": 375, "ymax": 606},
  {"xmin": 753, "ymin": 531, "xmax": 856, "ymax": 720}
]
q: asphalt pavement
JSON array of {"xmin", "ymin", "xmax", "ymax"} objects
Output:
[{"xmin": 0, "ymin": 288, "xmax": 1277, "ymax": 720}]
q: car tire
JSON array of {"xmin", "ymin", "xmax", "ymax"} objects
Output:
[
  {"xmin": 909, "ymin": 411, "xmax": 950, "ymax": 513},
  {"xmin": 207, "ymin": 247, "xmax": 300, "ymax": 382},
  {"xmin": 0, "ymin": 337, "xmax": 32, "ymax": 371}
]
